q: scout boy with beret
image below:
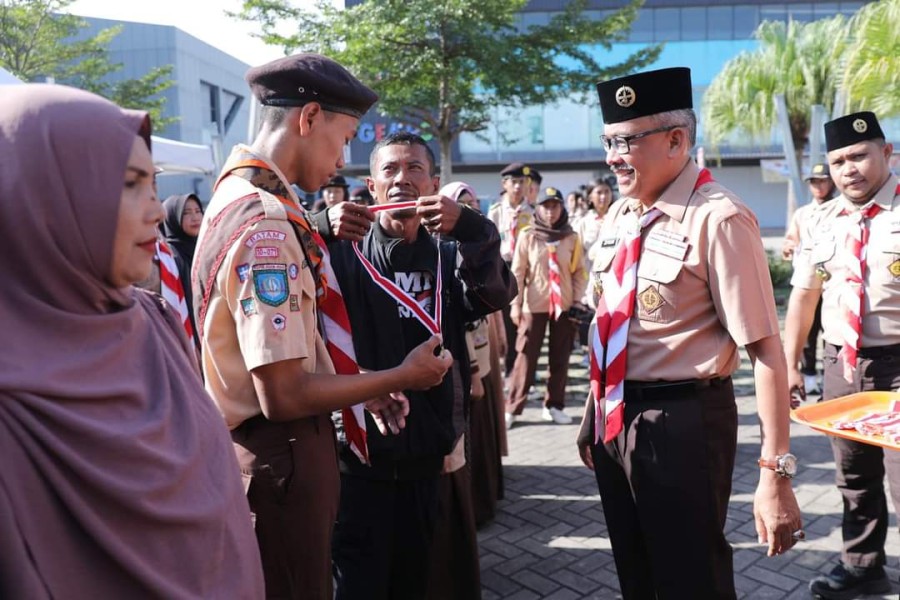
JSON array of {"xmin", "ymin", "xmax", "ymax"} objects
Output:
[
  {"xmin": 192, "ymin": 53, "xmax": 452, "ymax": 599},
  {"xmin": 576, "ymin": 67, "xmax": 802, "ymax": 599},
  {"xmin": 784, "ymin": 111, "xmax": 900, "ymax": 599}
]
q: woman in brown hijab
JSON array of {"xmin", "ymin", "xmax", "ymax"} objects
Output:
[{"xmin": 0, "ymin": 85, "xmax": 264, "ymax": 598}]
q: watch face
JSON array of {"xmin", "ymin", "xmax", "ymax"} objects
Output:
[{"xmin": 780, "ymin": 454, "xmax": 798, "ymax": 477}]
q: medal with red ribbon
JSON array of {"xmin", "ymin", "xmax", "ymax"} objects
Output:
[{"xmin": 353, "ymin": 200, "xmax": 443, "ymax": 352}]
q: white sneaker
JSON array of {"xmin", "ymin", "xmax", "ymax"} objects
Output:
[
  {"xmin": 542, "ymin": 407, "xmax": 573, "ymax": 425},
  {"xmin": 505, "ymin": 412, "xmax": 516, "ymax": 429},
  {"xmin": 803, "ymin": 374, "xmax": 820, "ymax": 394}
]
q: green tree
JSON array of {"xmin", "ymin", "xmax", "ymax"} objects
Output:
[
  {"xmin": 230, "ymin": 0, "xmax": 659, "ymax": 180},
  {"xmin": 841, "ymin": 0, "xmax": 900, "ymax": 117},
  {"xmin": 0, "ymin": 0, "xmax": 176, "ymax": 127},
  {"xmin": 702, "ymin": 17, "xmax": 848, "ymax": 221}
]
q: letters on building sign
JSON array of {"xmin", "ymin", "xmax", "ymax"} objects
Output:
[{"xmin": 357, "ymin": 121, "xmax": 433, "ymax": 144}]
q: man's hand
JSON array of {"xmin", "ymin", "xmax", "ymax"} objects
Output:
[
  {"xmin": 328, "ymin": 201, "xmax": 375, "ymax": 241},
  {"xmin": 787, "ymin": 366, "xmax": 806, "ymax": 409},
  {"xmin": 417, "ymin": 194, "xmax": 462, "ymax": 235},
  {"xmin": 577, "ymin": 441, "xmax": 594, "ymax": 470},
  {"xmin": 510, "ymin": 305, "xmax": 521, "ymax": 327},
  {"xmin": 400, "ymin": 335, "xmax": 453, "ymax": 390},
  {"xmin": 754, "ymin": 473, "xmax": 802, "ymax": 557},
  {"xmin": 470, "ymin": 374, "xmax": 485, "ymax": 401},
  {"xmin": 365, "ymin": 392, "xmax": 410, "ymax": 435},
  {"xmin": 781, "ymin": 238, "xmax": 797, "ymax": 261}
]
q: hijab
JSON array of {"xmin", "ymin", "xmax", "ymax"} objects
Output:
[
  {"xmin": 531, "ymin": 204, "xmax": 573, "ymax": 243},
  {"xmin": 440, "ymin": 181, "xmax": 478, "ymax": 207},
  {"xmin": 0, "ymin": 84, "xmax": 263, "ymax": 598},
  {"xmin": 162, "ymin": 193, "xmax": 201, "ymax": 267}
]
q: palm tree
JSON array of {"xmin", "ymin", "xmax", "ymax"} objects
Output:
[
  {"xmin": 702, "ymin": 17, "xmax": 848, "ymax": 224},
  {"xmin": 841, "ymin": 0, "xmax": 900, "ymax": 117}
]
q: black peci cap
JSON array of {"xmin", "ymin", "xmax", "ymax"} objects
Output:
[
  {"xmin": 500, "ymin": 162, "xmax": 532, "ymax": 179},
  {"xmin": 537, "ymin": 186, "xmax": 564, "ymax": 205},
  {"xmin": 596, "ymin": 67, "xmax": 693, "ymax": 124},
  {"xmin": 246, "ymin": 53, "xmax": 378, "ymax": 119},
  {"xmin": 804, "ymin": 163, "xmax": 830, "ymax": 181},
  {"xmin": 321, "ymin": 174, "xmax": 348, "ymax": 189},
  {"xmin": 824, "ymin": 112, "xmax": 885, "ymax": 152}
]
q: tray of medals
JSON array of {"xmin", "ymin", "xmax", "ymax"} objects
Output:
[{"xmin": 791, "ymin": 391, "xmax": 900, "ymax": 451}]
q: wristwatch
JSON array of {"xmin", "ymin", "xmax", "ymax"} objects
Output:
[{"xmin": 758, "ymin": 453, "xmax": 798, "ymax": 479}]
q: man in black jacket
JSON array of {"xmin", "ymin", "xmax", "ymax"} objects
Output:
[{"xmin": 328, "ymin": 132, "xmax": 516, "ymax": 600}]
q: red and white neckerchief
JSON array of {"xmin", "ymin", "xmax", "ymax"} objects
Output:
[
  {"xmin": 547, "ymin": 242, "xmax": 563, "ymax": 320},
  {"xmin": 353, "ymin": 201, "xmax": 444, "ymax": 337},
  {"xmin": 157, "ymin": 239, "xmax": 196, "ymax": 349},
  {"xmin": 838, "ymin": 201, "xmax": 882, "ymax": 383},
  {"xmin": 590, "ymin": 168, "xmax": 714, "ymax": 444}
]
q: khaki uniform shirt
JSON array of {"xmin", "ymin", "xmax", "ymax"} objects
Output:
[
  {"xmin": 511, "ymin": 229, "xmax": 588, "ymax": 315},
  {"xmin": 487, "ymin": 197, "xmax": 534, "ymax": 262},
  {"xmin": 593, "ymin": 160, "xmax": 778, "ymax": 381},
  {"xmin": 791, "ymin": 175, "xmax": 900, "ymax": 348},
  {"xmin": 198, "ymin": 155, "xmax": 334, "ymax": 429}
]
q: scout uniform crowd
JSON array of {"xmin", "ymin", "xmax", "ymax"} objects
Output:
[{"xmin": 1, "ymin": 49, "xmax": 898, "ymax": 600}]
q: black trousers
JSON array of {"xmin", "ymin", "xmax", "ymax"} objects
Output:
[
  {"xmin": 591, "ymin": 378, "xmax": 737, "ymax": 600},
  {"xmin": 332, "ymin": 474, "xmax": 440, "ymax": 600},
  {"xmin": 801, "ymin": 298, "xmax": 823, "ymax": 376},
  {"xmin": 821, "ymin": 343, "xmax": 900, "ymax": 568}
]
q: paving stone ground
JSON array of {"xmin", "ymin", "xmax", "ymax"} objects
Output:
[{"xmin": 479, "ymin": 341, "xmax": 899, "ymax": 599}]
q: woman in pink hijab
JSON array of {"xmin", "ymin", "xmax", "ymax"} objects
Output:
[{"xmin": 0, "ymin": 85, "xmax": 263, "ymax": 598}]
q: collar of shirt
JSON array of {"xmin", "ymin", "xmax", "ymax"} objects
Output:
[
  {"xmin": 620, "ymin": 159, "xmax": 700, "ymax": 223},
  {"xmin": 836, "ymin": 174, "xmax": 899, "ymax": 214},
  {"xmin": 232, "ymin": 143, "xmax": 305, "ymax": 211}
]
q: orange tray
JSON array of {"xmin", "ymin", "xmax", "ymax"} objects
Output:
[{"xmin": 791, "ymin": 391, "xmax": 900, "ymax": 450}]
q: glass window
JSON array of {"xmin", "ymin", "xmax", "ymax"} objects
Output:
[
  {"xmin": 788, "ymin": 3, "xmax": 815, "ymax": 23},
  {"xmin": 707, "ymin": 6, "xmax": 733, "ymax": 39},
  {"xmin": 733, "ymin": 5, "xmax": 759, "ymax": 38},
  {"xmin": 681, "ymin": 7, "xmax": 707, "ymax": 41},
  {"xmin": 543, "ymin": 99, "xmax": 590, "ymax": 151},
  {"xmin": 813, "ymin": 3, "xmax": 840, "ymax": 18},
  {"xmin": 759, "ymin": 5, "xmax": 786, "ymax": 23},
  {"xmin": 654, "ymin": 8, "xmax": 680, "ymax": 42},
  {"xmin": 628, "ymin": 8, "xmax": 653, "ymax": 43},
  {"xmin": 521, "ymin": 11, "xmax": 549, "ymax": 30},
  {"xmin": 838, "ymin": 2, "xmax": 864, "ymax": 15}
]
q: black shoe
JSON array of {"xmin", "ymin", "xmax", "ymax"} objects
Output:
[{"xmin": 808, "ymin": 562, "xmax": 891, "ymax": 599}]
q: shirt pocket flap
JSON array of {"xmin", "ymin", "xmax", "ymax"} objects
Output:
[
  {"xmin": 592, "ymin": 245, "xmax": 617, "ymax": 273},
  {"xmin": 637, "ymin": 253, "xmax": 683, "ymax": 284},
  {"xmin": 811, "ymin": 240, "xmax": 836, "ymax": 264}
]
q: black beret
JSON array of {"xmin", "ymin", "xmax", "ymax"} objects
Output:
[
  {"xmin": 824, "ymin": 112, "xmax": 885, "ymax": 152},
  {"xmin": 500, "ymin": 162, "xmax": 532, "ymax": 178},
  {"xmin": 530, "ymin": 168, "xmax": 543, "ymax": 184},
  {"xmin": 597, "ymin": 67, "xmax": 693, "ymax": 124},
  {"xmin": 804, "ymin": 163, "xmax": 831, "ymax": 181},
  {"xmin": 246, "ymin": 53, "xmax": 378, "ymax": 119},
  {"xmin": 321, "ymin": 174, "xmax": 348, "ymax": 189},
  {"xmin": 537, "ymin": 186, "xmax": 564, "ymax": 205}
]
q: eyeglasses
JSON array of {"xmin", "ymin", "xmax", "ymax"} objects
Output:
[{"xmin": 600, "ymin": 124, "xmax": 685, "ymax": 155}]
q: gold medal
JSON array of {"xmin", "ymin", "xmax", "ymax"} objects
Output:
[
  {"xmin": 815, "ymin": 264, "xmax": 831, "ymax": 281},
  {"xmin": 592, "ymin": 278, "xmax": 603, "ymax": 305}
]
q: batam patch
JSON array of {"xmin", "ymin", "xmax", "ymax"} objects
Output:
[
  {"xmin": 244, "ymin": 230, "xmax": 287, "ymax": 248},
  {"xmin": 253, "ymin": 263, "xmax": 289, "ymax": 307}
]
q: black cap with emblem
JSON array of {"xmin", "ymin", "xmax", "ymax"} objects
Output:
[
  {"xmin": 596, "ymin": 67, "xmax": 693, "ymax": 124},
  {"xmin": 500, "ymin": 162, "xmax": 532, "ymax": 179},
  {"xmin": 537, "ymin": 186, "xmax": 564, "ymax": 205},
  {"xmin": 246, "ymin": 53, "xmax": 378, "ymax": 119},
  {"xmin": 804, "ymin": 163, "xmax": 830, "ymax": 181},
  {"xmin": 824, "ymin": 111, "xmax": 885, "ymax": 152},
  {"xmin": 321, "ymin": 174, "xmax": 349, "ymax": 190}
]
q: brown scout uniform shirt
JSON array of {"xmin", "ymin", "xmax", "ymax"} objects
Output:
[
  {"xmin": 488, "ymin": 197, "xmax": 535, "ymax": 262},
  {"xmin": 198, "ymin": 156, "xmax": 335, "ymax": 430},
  {"xmin": 592, "ymin": 160, "xmax": 779, "ymax": 381},
  {"xmin": 511, "ymin": 228, "xmax": 588, "ymax": 315},
  {"xmin": 791, "ymin": 175, "xmax": 900, "ymax": 348}
]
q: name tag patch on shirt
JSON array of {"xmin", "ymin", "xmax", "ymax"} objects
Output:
[
  {"xmin": 253, "ymin": 263, "xmax": 289, "ymax": 307},
  {"xmin": 644, "ymin": 229, "xmax": 689, "ymax": 261},
  {"xmin": 255, "ymin": 246, "xmax": 280, "ymax": 259},
  {"xmin": 600, "ymin": 237, "xmax": 618, "ymax": 248}
]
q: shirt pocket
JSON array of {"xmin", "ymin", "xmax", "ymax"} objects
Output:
[
  {"xmin": 810, "ymin": 239, "xmax": 836, "ymax": 265},
  {"xmin": 635, "ymin": 252, "xmax": 683, "ymax": 323}
]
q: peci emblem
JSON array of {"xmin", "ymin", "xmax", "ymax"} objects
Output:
[
  {"xmin": 615, "ymin": 85, "xmax": 636, "ymax": 108},
  {"xmin": 852, "ymin": 118, "xmax": 868, "ymax": 133},
  {"xmin": 252, "ymin": 263, "xmax": 289, "ymax": 307}
]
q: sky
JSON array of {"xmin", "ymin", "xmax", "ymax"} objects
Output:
[{"xmin": 66, "ymin": 0, "xmax": 327, "ymax": 66}]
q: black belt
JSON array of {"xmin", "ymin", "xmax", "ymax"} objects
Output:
[
  {"xmin": 623, "ymin": 376, "xmax": 730, "ymax": 402},
  {"xmin": 828, "ymin": 343, "xmax": 900, "ymax": 359}
]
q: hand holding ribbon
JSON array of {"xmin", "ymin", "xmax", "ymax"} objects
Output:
[{"xmin": 416, "ymin": 194, "xmax": 462, "ymax": 235}]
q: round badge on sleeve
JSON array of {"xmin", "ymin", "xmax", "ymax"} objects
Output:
[
  {"xmin": 852, "ymin": 119, "xmax": 868, "ymax": 133},
  {"xmin": 271, "ymin": 313, "xmax": 287, "ymax": 331}
]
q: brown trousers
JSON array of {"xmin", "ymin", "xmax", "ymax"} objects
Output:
[
  {"xmin": 821, "ymin": 343, "xmax": 900, "ymax": 568},
  {"xmin": 506, "ymin": 311, "xmax": 575, "ymax": 415},
  {"xmin": 232, "ymin": 413, "xmax": 339, "ymax": 600}
]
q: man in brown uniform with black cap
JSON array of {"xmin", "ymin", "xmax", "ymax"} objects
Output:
[
  {"xmin": 784, "ymin": 111, "xmax": 899, "ymax": 599},
  {"xmin": 192, "ymin": 53, "xmax": 452, "ymax": 599},
  {"xmin": 576, "ymin": 67, "xmax": 802, "ymax": 599}
]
